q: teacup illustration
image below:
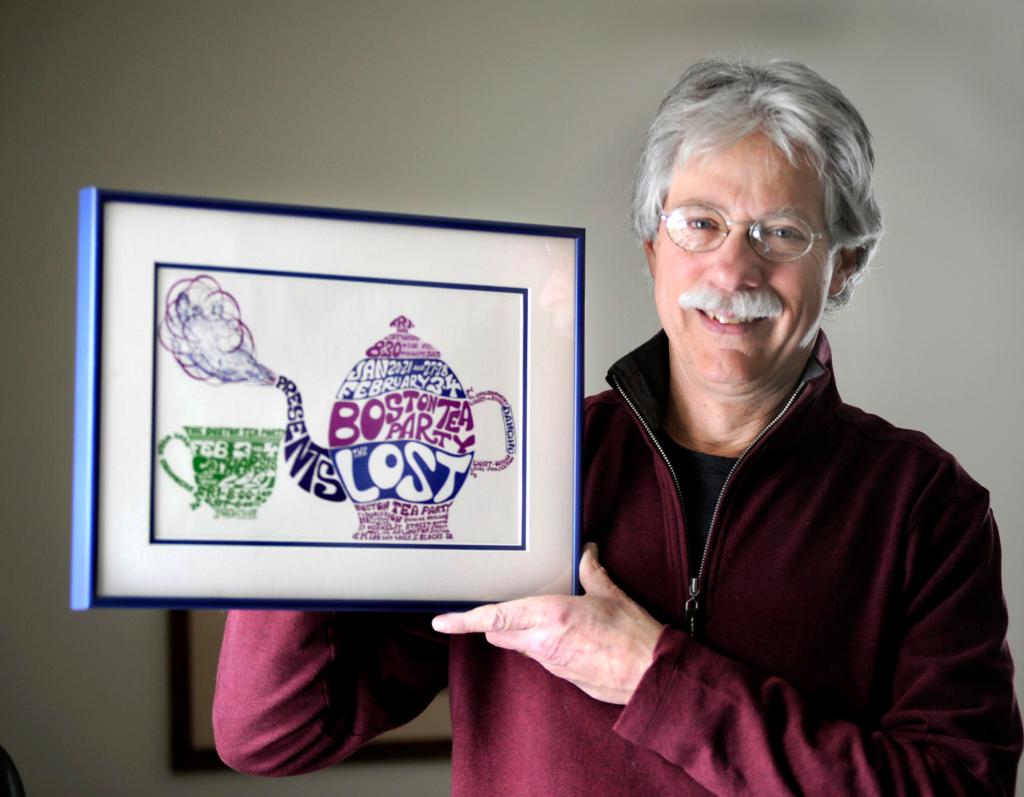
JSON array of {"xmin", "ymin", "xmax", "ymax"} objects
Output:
[
  {"xmin": 158, "ymin": 426, "xmax": 284, "ymax": 519},
  {"xmin": 278, "ymin": 316, "xmax": 516, "ymax": 541}
]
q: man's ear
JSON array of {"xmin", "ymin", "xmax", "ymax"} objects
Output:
[
  {"xmin": 829, "ymin": 247, "xmax": 859, "ymax": 297},
  {"xmin": 643, "ymin": 239, "xmax": 657, "ymax": 280}
]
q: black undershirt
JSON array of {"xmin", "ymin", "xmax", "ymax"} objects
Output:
[{"xmin": 661, "ymin": 438, "xmax": 737, "ymax": 567}]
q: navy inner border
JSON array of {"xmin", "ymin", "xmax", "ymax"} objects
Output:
[{"xmin": 149, "ymin": 261, "xmax": 529, "ymax": 551}]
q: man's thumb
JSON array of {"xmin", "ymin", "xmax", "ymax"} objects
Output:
[{"xmin": 579, "ymin": 542, "xmax": 617, "ymax": 596}]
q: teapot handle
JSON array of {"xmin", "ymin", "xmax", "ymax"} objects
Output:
[
  {"xmin": 158, "ymin": 432, "xmax": 202, "ymax": 510},
  {"xmin": 467, "ymin": 389, "xmax": 516, "ymax": 475}
]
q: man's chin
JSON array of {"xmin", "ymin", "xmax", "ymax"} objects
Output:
[{"xmin": 690, "ymin": 351, "xmax": 775, "ymax": 390}]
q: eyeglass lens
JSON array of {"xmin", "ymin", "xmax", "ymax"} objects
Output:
[{"xmin": 664, "ymin": 206, "xmax": 816, "ymax": 261}]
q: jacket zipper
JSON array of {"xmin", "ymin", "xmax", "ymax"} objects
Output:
[{"xmin": 610, "ymin": 374, "xmax": 806, "ymax": 637}]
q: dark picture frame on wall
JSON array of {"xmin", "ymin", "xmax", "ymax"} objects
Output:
[{"xmin": 168, "ymin": 610, "xmax": 453, "ymax": 771}]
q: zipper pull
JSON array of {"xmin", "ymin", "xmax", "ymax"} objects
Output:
[{"xmin": 685, "ymin": 577, "xmax": 702, "ymax": 637}]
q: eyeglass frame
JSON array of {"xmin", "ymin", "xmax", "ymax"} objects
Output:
[{"xmin": 658, "ymin": 205, "xmax": 826, "ymax": 262}]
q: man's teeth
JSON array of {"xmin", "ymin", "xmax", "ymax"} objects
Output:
[{"xmin": 704, "ymin": 311, "xmax": 758, "ymax": 324}]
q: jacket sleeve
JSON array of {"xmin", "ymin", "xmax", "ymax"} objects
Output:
[
  {"xmin": 614, "ymin": 491, "xmax": 1022, "ymax": 795},
  {"xmin": 212, "ymin": 610, "xmax": 449, "ymax": 775}
]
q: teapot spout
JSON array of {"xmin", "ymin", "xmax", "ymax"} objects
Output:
[{"xmin": 276, "ymin": 375, "xmax": 347, "ymax": 503}]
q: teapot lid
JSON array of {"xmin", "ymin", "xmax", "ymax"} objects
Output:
[
  {"xmin": 334, "ymin": 316, "xmax": 466, "ymax": 401},
  {"xmin": 366, "ymin": 315, "xmax": 441, "ymax": 359}
]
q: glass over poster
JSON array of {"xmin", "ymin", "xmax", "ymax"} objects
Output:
[{"xmin": 71, "ymin": 190, "xmax": 583, "ymax": 609}]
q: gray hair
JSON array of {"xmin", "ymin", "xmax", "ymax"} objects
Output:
[{"xmin": 631, "ymin": 57, "xmax": 883, "ymax": 310}]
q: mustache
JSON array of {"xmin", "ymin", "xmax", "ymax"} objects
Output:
[{"xmin": 677, "ymin": 286, "xmax": 783, "ymax": 320}]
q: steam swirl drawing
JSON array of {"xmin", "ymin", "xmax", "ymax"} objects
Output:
[
  {"xmin": 159, "ymin": 276, "xmax": 276, "ymax": 386},
  {"xmin": 157, "ymin": 273, "xmax": 517, "ymax": 541}
]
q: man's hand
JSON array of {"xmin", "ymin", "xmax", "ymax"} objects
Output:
[{"xmin": 432, "ymin": 543, "xmax": 665, "ymax": 704}]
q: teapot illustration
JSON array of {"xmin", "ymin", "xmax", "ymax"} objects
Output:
[{"xmin": 278, "ymin": 316, "xmax": 516, "ymax": 541}]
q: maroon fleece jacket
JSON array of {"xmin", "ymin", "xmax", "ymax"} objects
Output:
[{"xmin": 213, "ymin": 331, "xmax": 1021, "ymax": 795}]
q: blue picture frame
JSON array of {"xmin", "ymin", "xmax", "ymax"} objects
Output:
[{"xmin": 71, "ymin": 188, "xmax": 584, "ymax": 610}]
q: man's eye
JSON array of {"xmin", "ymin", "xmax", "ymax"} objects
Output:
[
  {"xmin": 688, "ymin": 218, "xmax": 719, "ymax": 231},
  {"xmin": 764, "ymin": 225, "xmax": 806, "ymax": 241}
]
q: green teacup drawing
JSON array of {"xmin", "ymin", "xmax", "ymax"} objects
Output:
[{"xmin": 158, "ymin": 426, "xmax": 284, "ymax": 519}]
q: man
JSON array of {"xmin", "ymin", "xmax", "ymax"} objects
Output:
[{"xmin": 214, "ymin": 58, "xmax": 1022, "ymax": 794}]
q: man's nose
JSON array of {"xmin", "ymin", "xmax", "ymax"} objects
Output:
[{"xmin": 703, "ymin": 226, "xmax": 766, "ymax": 291}]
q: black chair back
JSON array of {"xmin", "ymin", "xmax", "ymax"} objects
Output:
[{"xmin": 0, "ymin": 745, "xmax": 25, "ymax": 797}]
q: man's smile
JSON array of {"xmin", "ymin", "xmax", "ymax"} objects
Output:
[{"xmin": 697, "ymin": 309, "xmax": 770, "ymax": 326}]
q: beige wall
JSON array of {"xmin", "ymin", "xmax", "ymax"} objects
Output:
[{"xmin": 1, "ymin": 1, "xmax": 1021, "ymax": 794}]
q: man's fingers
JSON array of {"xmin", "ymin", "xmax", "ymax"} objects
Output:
[
  {"xmin": 432, "ymin": 605, "xmax": 499, "ymax": 634},
  {"xmin": 484, "ymin": 629, "xmax": 532, "ymax": 653},
  {"xmin": 433, "ymin": 599, "xmax": 534, "ymax": 635}
]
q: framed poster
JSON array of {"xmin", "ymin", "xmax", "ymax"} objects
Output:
[
  {"xmin": 71, "ymin": 189, "xmax": 584, "ymax": 609},
  {"xmin": 169, "ymin": 611, "xmax": 451, "ymax": 770}
]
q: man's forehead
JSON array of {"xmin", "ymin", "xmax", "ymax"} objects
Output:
[
  {"xmin": 678, "ymin": 129, "xmax": 816, "ymax": 172},
  {"xmin": 667, "ymin": 135, "xmax": 825, "ymax": 216}
]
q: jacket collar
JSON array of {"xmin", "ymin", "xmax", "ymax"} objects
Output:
[{"xmin": 606, "ymin": 328, "xmax": 834, "ymax": 436}]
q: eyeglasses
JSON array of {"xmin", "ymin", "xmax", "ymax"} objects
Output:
[{"xmin": 659, "ymin": 205, "xmax": 825, "ymax": 262}]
